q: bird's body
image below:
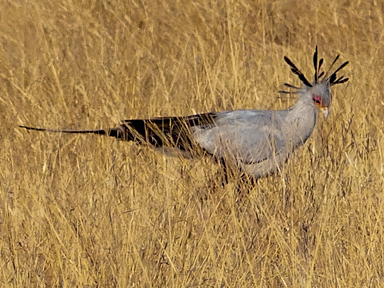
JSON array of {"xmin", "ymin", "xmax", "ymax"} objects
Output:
[{"xmin": 20, "ymin": 47, "xmax": 348, "ymax": 181}]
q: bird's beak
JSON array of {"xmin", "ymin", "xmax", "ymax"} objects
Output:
[
  {"xmin": 314, "ymin": 100, "xmax": 330, "ymax": 119},
  {"xmin": 321, "ymin": 107, "xmax": 330, "ymax": 119}
]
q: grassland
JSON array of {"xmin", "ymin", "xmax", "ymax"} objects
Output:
[{"xmin": 0, "ymin": 0, "xmax": 384, "ymax": 287}]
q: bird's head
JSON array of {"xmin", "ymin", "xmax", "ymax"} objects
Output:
[
  {"xmin": 307, "ymin": 82, "xmax": 332, "ymax": 118},
  {"xmin": 281, "ymin": 46, "xmax": 349, "ymax": 119}
]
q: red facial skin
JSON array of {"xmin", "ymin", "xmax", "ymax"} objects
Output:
[{"xmin": 313, "ymin": 95, "xmax": 322, "ymax": 106}]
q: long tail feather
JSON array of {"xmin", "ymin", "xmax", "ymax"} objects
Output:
[
  {"xmin": 19, "ymin": 125, "xmax": 108, "ymax": 135},
  {"xmin": 19, "ymin": 112, "xmax": 216, "ymax": 151}
]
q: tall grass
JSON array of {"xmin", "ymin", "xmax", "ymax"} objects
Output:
[{"xmin": 0, "ymin": 0, "xmax": 383, "ymax": 286}]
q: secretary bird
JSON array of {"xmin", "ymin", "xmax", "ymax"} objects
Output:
[{"xmin": 20, "ymin": 47, "xmax": 348, "ymax": 182}]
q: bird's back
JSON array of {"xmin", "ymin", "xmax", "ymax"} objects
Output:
[{"xmin": 192, "ymin": 103, "xmax": 318, "ymax": 178}]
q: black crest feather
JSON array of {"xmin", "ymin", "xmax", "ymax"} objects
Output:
[
  {"xmin": 313, "ymin": 46, "xmax": 318, "ymax": 83},
  {"xmin": 326, "ymin": 61, "xmax": 349, "ymax": 86},
  {"xmin": 282, "ymin": 47, "xmax": 349, "ymax": 92},
  {"xmin": 284, "ymin": 56, "xmax": 313, "ymax": 87}
]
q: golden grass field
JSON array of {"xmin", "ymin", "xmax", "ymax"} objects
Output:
[{"xmin": 1, "ymin": 0, "xmax": 384, "ymax": 287}]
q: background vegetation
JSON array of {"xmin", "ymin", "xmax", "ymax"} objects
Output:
[{"xmin": 0, "ymin": 0, "xmax": 383, "ymax": 286}]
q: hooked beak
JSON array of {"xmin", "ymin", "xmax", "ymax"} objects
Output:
[
  {"xmin": 313, "ymin": 96, "xmax": 330, "ymax": 119},
  {"xmin": 321, "ymin": 107, "xmax": 330, "ymax": 119}
]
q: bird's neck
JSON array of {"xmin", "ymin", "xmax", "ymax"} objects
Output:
[{"xmin": 285, "ymin": 97, "xmax": 318, "ymax": 146}]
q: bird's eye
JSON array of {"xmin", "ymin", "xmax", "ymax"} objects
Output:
[{"xmin": 313, "ymin": 95, "xmax": 322, "ymax": 104}]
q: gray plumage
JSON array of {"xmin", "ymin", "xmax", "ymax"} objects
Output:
[{"xmin": 20, "ymin": 47, "xmax": 349, "ymax": 180}]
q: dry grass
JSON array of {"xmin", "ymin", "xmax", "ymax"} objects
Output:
[{"xmin": 1, "ymin": 0, "xmax": 384, "ymax": 287}]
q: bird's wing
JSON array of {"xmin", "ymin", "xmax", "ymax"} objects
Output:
[
  {"xmin": 192, "ymin": 110, "xmax": 288, "ymax": 164},
  {"xmin": 118, "ymin": 112, "xmax": 216, "ymax": 150}
]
